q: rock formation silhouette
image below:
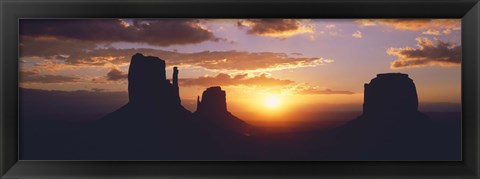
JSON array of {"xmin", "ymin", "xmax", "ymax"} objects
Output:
[
  {"xmin": 128, "ymin": 53, "xmax": 182, "ymax": 109},
  {"xmin": 363, "ymin": 73, "xmax": 418, "ymax": 117},
  {"xmin": 195, "ymin": 86, "xmax": 254, "ymax": 136},
  {"xmin": 326, "ymin": 73, "xmax": 460, "ymax": 160},
  {"xmin": 193, "ymin": 86, "xmax": 256, "ymax": 158},
  {"xmin": 196, "ymin": 86, "xmax": 227, "ymax": 114},
  {"xmin": 72, "ymin": 53, "xmax": 214, "ymax": 160},
  {"xmin": 106, "ymin": 53, "xmax": 191, "ymax": 124},
  {"xmin": 65, "ymin": 53, "xmax": 259, "ymax": 160}
]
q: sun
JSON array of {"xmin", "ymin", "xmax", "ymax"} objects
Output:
[{"xmin": 264, "ymin": 95, "xmax": 281, "ymax": 108}]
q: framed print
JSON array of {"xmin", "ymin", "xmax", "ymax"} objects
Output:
[
  {"xmin": 17, "ymin": 18, "xmax": 462, "ymax": 161},
  {"xmin": 1, "ymin": 0, "xmax": 479, "ymax": 178}
]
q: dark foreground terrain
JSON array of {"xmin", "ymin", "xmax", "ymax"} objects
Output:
[{"xmin": 20, "ymin": 109, "xmax": 460, "ymax": 160}]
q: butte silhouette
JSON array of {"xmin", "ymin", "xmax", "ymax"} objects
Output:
[
  {"xmin": 70, "ymin": 53, "xmax": 253, "ymax": 160},
  {"xmin": 193, "ymin": 86, "xmax": 256, "ymax": 158},
  {"xmin": 195, "ymin": 86, "xmax": 254, "ymax": 136},
  {"xmin": 325, "ymin": 73, "xmax": 460, "ymax": 160}
]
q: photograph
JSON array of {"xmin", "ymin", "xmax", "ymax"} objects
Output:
[{"xmin": 19, "ymin": 18, "xmax": 462, "ymax": 161}]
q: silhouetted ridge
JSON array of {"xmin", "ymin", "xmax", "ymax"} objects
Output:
[
  {"xmin": 363, "ymin": 73, "xmax": 418, "ymax": 117},
  {"xmin": 195, "ymin": 86, "xmax": 253, "ymax": 136},
  {"xmin": 196, "ymin": 86, "xmax": 227, "ymax": 115}
]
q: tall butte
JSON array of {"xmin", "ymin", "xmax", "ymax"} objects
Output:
[
  {"xmin": 362, "ymin": 73, "xmax": 419, "ymax": 117},
  {"xmin": 327, "ymin": 73, "xmax": 439, "ymax": 160},
  {"xmin": 128, "ymin": 53, "xmax": 182, "ymax": 109},
  {"xmin": 100, "ymin": 53, "xmax": 193, "ymax": 127}
]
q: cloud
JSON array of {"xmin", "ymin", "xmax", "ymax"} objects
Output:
[
  {"xmin": 387, "ymin": 37, "xmax": 461, "ymax": 69},
  {"xmin": 90, "ymin": 67, "xmax": 128, "ymax": 83},
  {"xmin": 422, "ymin": 29, "xmax": 441, "ymax": 35},
  {"xmin": 19, "ymin": 36, "xmax": 98, "ymax": 59},
  {"xmin": 168, "ymin": 50, "xmax": 332, "ymax": 72},
  {"xmin": 20, "ymin": 71, "xmax": 81, "ymax": 83},
  {"xmin": 34, "ymin": 60, "xmax": 72, "ymax": 72},
  {"xmin": 316, "ymin": 24, "xmax": 344, "ymax": 37},
  {"xmin": 94, "ymin": 69, "xmax": 355, "ymax": 96},
  {"xmin": 355, "ymin": 19, "xmax": 460, "ymax": 35},
  {"xmin": 352, "ymin": 30, "xmax": 362, "ymax": 38},
  {"xmin": 295, "ymin": 86, "xmax": 354, "ymax": 95},
  {"xmin": 180, "ymin": 73, "xmax": 295, "ymax": 87},
  {"xmin": 180, "ymin": 73, "xmax": 355, "ymax": 95},
  {"xmin": 20, "ymin": 19, "xmax": 221, "ymax": 46},
  {"xmin": 237, "ymin": 19, "xmax": 313, "ymax": 38},
  {"xmin": 106, "ymin": 67, "xmax": 128, "ymax": 81},
  {"xmin": 20, "ymin": 36, "xmax": 334, "ymax": 72},
  {"xmin": 325, "ymin": 24, "xmax": 336, "ymax": 29},
  {"xmin": 30, "ymin": 59, "xmax": 87, "ymax": 73}
]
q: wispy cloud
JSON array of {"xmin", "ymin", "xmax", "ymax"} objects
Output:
[
  {"xmin": 355, "ymin": 19, "xmax": 460, "ymax": 35},
  {"xmin": 179, "ymin": 73, "xmax": 295, "ymax": 87},
  {"xmin": 106, "ymin": 67, "xmax": 128, "ymax": 81},
  {"xmin": 20, "ymin": 36, "xmax": 334, "ymax": 72},
  {"xmin": 237, "ymin": 19, "xmax": 313, "ymax": 38},
  {"xmin": 352, "ymin": 30, "xmax": 362, "ymax": 38},
  {"xmin": 20, "ymin": 19, "xmax": 222, "ymax": 46},
  {"xmin": 387, "ymin": 37, "xmax": 461, "ymax": 69}
]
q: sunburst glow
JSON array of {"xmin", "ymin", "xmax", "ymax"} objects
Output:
[{"xmin": 264, "ymin": 95, "xmax": 281, "ymax": 108}]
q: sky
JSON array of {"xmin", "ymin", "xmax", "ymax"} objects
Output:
[{"xmin": 18, "ymin": 19, "xmax": 462, "ymax": 119}]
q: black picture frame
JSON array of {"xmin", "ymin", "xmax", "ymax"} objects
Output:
[{"xmin": 1, "ymin": 0, "xmax": 479, "ymax": 178}]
